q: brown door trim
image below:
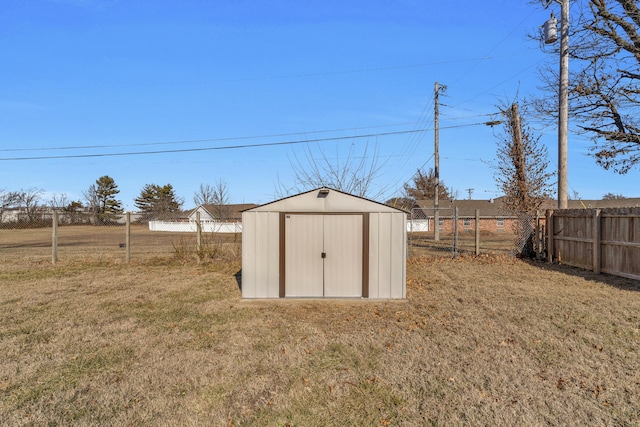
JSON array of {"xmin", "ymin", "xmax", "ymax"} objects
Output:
[
  {"xmin": 362, "ymin": 213, "xmax": 370, "ymax": 298},
  {"xmin": 279, "ymin": 212, "xmax": 369, "ymax": 298},
  {"xmin": 279, "ymin": 212, "xmax": 286, "ymax": 298}
]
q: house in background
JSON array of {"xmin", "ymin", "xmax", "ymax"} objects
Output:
[
  {"xmin": 411, "ymin": 197, "xmax": 640, "ymax": 233},
  {"xmin": 185, "ymin": 203, "xmax": 258, "ymax": 222}
]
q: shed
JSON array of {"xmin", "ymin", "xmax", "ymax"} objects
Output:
[{"xmin": 241, "ymin": 187, "xmax": 407, "ymax": 299}]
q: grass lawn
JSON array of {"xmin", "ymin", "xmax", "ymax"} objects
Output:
[{"xmin": 1, "ymin": 251, "xmax": 639, "ymax": 425}]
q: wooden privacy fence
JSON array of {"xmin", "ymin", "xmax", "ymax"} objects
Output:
[{"xmin": 546, "ymin": 208, "xmax": 640, "ymax": 280}]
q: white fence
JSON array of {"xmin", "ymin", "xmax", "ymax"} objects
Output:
[
  {"xmin": 407, "ymin": 219, "xmax": 430, "ymax": 232},
  {"xmin": 149, "ymin": 220, "xmax": 242, "ymax": 233}
]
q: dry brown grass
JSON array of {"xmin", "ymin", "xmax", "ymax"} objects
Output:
[
  {"xmin": 1, "ymin": 238, "xmax": 639, "ymax": 425},
  {"xmin": 0, "ymin": 225, "xmax": 241, "ymax": 264}
]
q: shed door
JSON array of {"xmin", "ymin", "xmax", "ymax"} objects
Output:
[{"xmin": 284, "ymin": 214, "xmax": 362, "ymax": 297}]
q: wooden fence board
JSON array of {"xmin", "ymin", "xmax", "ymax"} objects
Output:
[{"xmin": 548, "ymin": 208, "xmax": 640, "ymax": 281}]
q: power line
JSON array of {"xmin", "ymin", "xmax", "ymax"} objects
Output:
[
  {"xmin": 0, "ymin": 122, "xmax": 491, "ymax": 161},
  {"xmin": 0, "ymin": 122, "xmax": 417, "ymax": 153}
]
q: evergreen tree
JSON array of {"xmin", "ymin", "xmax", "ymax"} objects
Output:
[
  {"xmin": 403, "ymin": 167, "xmax": 454, "ymax": 201},
  {"xmin": 135, "ymin": 183, "xmax": 183, "ymax": 220},
  {"xmin": 86, "ymin": 176, "xmax": 123, "ymax": 224}
]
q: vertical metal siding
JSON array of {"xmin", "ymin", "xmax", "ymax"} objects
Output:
[
  {"xmin": 378, "ymin": 213, "xmax": 393, "ymax": 299},
  {"xmin": 323, "ymin": 215, "xmax": 363, "ymax": 297},
  {"xmin": 266, "ymin": 212, "xmax": 280, "ymax": 297},
  {"xmin": 241, "ymin": 212, "xmax": 257, "ymax": 298},
  {"xmin": 391, "ymin": 212, "xmax": 407, "ymax": 299},
  {"xmin": 285, "ymin": 215, "xmax": 324, "ymax": 297},
  {"xmin": 254, "ymin": 212, "xmax": 270, "ymax": 297},
  {"xmin": 368, "ymin": 213, "xmax": 380, "ymax": 298}
]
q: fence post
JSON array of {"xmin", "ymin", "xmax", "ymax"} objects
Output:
[
  {"xmin": 52, "ymin": 210, "xmax": 58, "ymax": 264},
  {"xmin": 453, "ymin": 207, "xmax": 459, "ymax": 258},
  {"xmin": 592, "ymin": 209, "xmax": 601, "ymax": 274},
  {"xmin": 535, "ymin": 210, "xmax": 541, "ymax": 260},
  {"xmin": 125, "ymin": 212, "xmax": 131, "ymax": 263},
  {"xmin": 408, "ymin": 209, "xmax": 414, "ymax": 258},
  {"xmin": 546, "ymin": 209, "xmax": 554, "ymax": 263},
  {"xmin": 196, "ymin": 211, "xmax": 202, "ymax": 261},
  {"xmin": 475, "ymin": 209, "xmax": 480, "ymax": 256}
]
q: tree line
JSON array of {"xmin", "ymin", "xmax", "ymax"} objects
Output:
[{"xmin": 0, "ymin": 178, "xmax": 230, "ymax": 226}]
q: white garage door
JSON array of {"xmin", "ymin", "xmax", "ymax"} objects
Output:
[{"xmin": 285, "ymin": 214, "xmax": 363, "ymax": 297}]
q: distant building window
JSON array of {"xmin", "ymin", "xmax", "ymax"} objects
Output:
[
  {"xmin": 463, "ymin": 218, "xmax": 471, "ymax": 229},
  {"xmin": 496, "ymin": 218, "xmax": 505, "ymax": 229}
]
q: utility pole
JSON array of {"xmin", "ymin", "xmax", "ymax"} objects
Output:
[
  {"xmin": 434, "ymin": 82, "xmax": 440, "ymax": 241},
  {"xmin": 543, "ymin": 0, "xmax": 569, "ymax": 209},
  {"xmin": 511, "ymin": 103, "xmax": 528, "ymax": 208},
  {"xmin": 558, "ymin": 0, "xmax": 569, "ymax": 209},
  {"xmin": 466, "ymin": 188, "xmax": 474, "ymax": 200}
]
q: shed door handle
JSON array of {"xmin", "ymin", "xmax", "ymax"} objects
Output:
[{"xmin": 321, "ymin": 252, "xmax": 326, "ymax": 258}]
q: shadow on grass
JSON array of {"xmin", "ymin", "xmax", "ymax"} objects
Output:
[
  {"xmin": 526, "ymin": 259, "xmax": 640, "ymax": 292},
  {"xmin": 234, "ymin": 269, "xmax": 242, "ymax": 292}
]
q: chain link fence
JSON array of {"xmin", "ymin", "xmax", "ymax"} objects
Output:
[
  {"xmin": 2, "ymin": 206, "xmax": 544, "ymax": 265},
  {"xmin": 0, "ymin": 209, "xmax": 241, "ymax": 265},
  {"xmin": 408, "ymin": 207, "xmax": 543, "ymax": 258}
]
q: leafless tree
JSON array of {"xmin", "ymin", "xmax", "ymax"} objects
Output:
[
  {"xmin": 208, "ymin": 179, "xmax": 230, "ymax": 220},
  {"xmin": 15, "ymin": 188, "xmax": 44, "ymax": 223},
  {"xmin": 82, "ymin": 184, "xmax": 99, "ymax": 223},
  {"xmin": 495, "ymin": 101, "xmax": 555, "ymax": 257},
  {"xmin": 0, "ymin": 190, "xmax": 19, "ymax": 223},
  {"xmin": 532, "ymin": 0, "xmax": 640, "ymax": 173},
  {"xmin": 49, "ymin": 193, "xmax": 69, "ymax": 210},
  {"xmin": 277, "ymin": 142, "xmax": 385, "ymax": 200},
  {"xmin": 194, "ymin": 183, "xmax": 215, "ymax": 206},
  {"xmin": 494, "ymin": 102, "xmax": 555, "ymax": 215}
]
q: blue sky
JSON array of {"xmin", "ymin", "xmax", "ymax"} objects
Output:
[{"xmin": 2, "ymin": 0, "xmax": 638, "ymax": 209}]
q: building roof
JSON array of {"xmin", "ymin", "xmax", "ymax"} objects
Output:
[
  {"xmin": 245, "ymin": 187, "xmax": 409, "ymax": 213},
  {"xmin": 185, "ymin": 203, "xmax": 259, "ymax": 220},
  {"xmin": 414, "ymin": 197, "xmax": 640, "ymax": 217}
]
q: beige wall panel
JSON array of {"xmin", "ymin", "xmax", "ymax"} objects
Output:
[
  {"xmin": 376, "ymin": 213, "xmax": 393, "ymax": 299},
  {"xmin": 241, "ymin": 212, "xmax": 257, "ymax": 298},
  {"xmin": 253, "ymin": 212, "xmax": 269, "ymax": 297},
  {"xmin": 391, "ymin": 212, "xmax": 407, "ymax": 299},
  {"xmin": 323, "ymin": 215, "xmax": 362, "ymax": 297},
  {"xmin": 368, "ymin": 213, "xmax": 381, "ymax": 298},
  {"xmin": 266, "ymin": 212, "xmax": 280, "ymax": 297},
  {"xmin": 285, "ymin": 214, "xmax": 324, "ymax": 297}
]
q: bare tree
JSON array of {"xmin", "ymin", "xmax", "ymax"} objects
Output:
[
  {"xmin": 532, "ymin": 0, "xmax": 640, "ymax": 173},
  {"xmin": 208, "ymin": 179, "xmax": 230, "ymax": 220},
  {"xmin": 49, "ymin": 193, "xmax": 69, "ymax": 210},
  {"xmin": 0, "ymin": 190, "xmax": 19, "ymax": 223},
  {"xmin": 277, "ymin": 142, "xmax": 385, "ymax": 199},
  {"xmin": 15, "ymin": 188, "xmax": 44, "ymax": 223},
  {"xmin": 495, "ymin": 101, "xmax": 555, "ymax": 257},
  {"xmin": 494, "ymin": 102, "xmax": 555, "ymax": 215},
  {"xmin": 194, "ymin": 180, "xmax": 230, "ymax": 219},
  {"xmin": 82, "ymin": 184, "xmax": 99, "ymax": 224},
  {"xmin": 194, "ymin": 183, "xmax": 215, "ymax": 206}
]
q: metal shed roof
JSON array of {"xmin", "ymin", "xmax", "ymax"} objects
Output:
[{"xmin": 245, "ymin": 187, "xmax": 407, "ymax": 214}]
